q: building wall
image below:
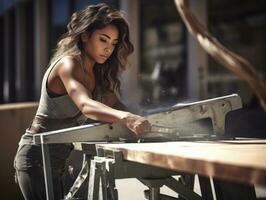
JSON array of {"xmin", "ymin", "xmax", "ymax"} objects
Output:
[
  {"xmin": 2, "ymin": 0, "xmax": 265, "ymax": 107},
  {"xmin": 0, "ymin": 102, "xmax": 38, "ymax": 199}
]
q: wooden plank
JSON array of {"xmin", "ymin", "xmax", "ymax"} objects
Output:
[{"xmin": 96, "ymin": 139, "xmax": 266, "ymax": 186}]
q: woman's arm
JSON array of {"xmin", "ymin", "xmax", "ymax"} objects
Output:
[{"xmin": 57, "ymin": 57, "xmax": 149, "ymax": 135}]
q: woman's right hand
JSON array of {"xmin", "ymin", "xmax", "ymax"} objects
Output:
[{"xmin": 122, "ymin": 112, "xmax": 151, "ymax": 136}]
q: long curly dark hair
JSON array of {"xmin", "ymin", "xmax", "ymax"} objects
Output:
[{"xmin": 50, "ymin": 3, "xmax": 134, "ymax": 94}]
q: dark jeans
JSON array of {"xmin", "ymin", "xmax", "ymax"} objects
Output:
[
  {"xmin": 14, "ymin": 143, "xmax": 73, "ymax": 200},
  {"xmin": 13, "ymin": 113, "xmax": 106, "ymax": 200}
]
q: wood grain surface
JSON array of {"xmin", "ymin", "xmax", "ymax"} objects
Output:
[{"xmin": 96, "ymin": 138, "xmax": 266, "ymax": 186}]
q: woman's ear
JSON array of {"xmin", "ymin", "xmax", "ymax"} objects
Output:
[{"xmin": 81, "ymin": 32, "xmax": 89, "ymax": 42}]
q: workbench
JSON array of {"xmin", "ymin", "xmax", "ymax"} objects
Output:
[
  {"xmin": 32, "ymin": 94, "xmax": 266, "ymax": 200},
  {"xmin": 82, "ymin": 138, "xmax": 266, "ymax": 200}
]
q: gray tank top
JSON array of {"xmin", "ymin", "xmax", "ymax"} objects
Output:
[
  {"xmin": 36, "ymin": 56, "xmax": 80, "ymax": 119},
  {"xmin": 17, "ymin": 57, "xmax": 86, "ymax": 169},
  {"xmin": 19, "ymin": 55, "xmax": 102, "ymax": 145},
  {"xmin": 36, "ymin": 55, "xmax": 102, "ymax": 121}
]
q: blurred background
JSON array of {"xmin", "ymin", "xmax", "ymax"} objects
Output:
[{"xmin": 0, "ymin": 0, "xmax": 266, "ymax": 199}]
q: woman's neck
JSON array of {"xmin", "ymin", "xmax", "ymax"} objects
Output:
[{"xmin": 81, "ymin": 51, "xmax": 95, "ymax": 75}]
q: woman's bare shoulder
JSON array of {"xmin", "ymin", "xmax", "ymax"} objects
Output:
[{"xmin": 57, "ymin": 55, "xmax": 83, "ymax": 76}]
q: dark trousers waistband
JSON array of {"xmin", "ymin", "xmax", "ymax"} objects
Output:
[{"xmin": 28, "ymin": 115, "xmax": 80, "ymax": 134}]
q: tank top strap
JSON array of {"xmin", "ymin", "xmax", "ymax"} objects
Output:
[{"xmin": 45, "ymin": 55, "xmax": 66, "ymax": 78}]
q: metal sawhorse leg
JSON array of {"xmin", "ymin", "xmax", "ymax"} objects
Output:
[
  {"xmin": 87, "ymin": 155, "xmax": 209, "ymax": 200},
  {"xmin": 88, "ymin": 156, "xmax": 118, "ymax": 200},
  {"xmin": 140, "ymin": 176, "xmax": 204, "ymax": 200}
]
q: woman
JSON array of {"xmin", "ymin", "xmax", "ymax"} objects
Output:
[{"xmin": 14, "ymin": 3, "xmax": 150, "ymax": 199}]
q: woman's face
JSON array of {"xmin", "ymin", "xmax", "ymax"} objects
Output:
[{"xmin": 82, "ymin": 24, "xmax": 119, "ymax": 64}]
